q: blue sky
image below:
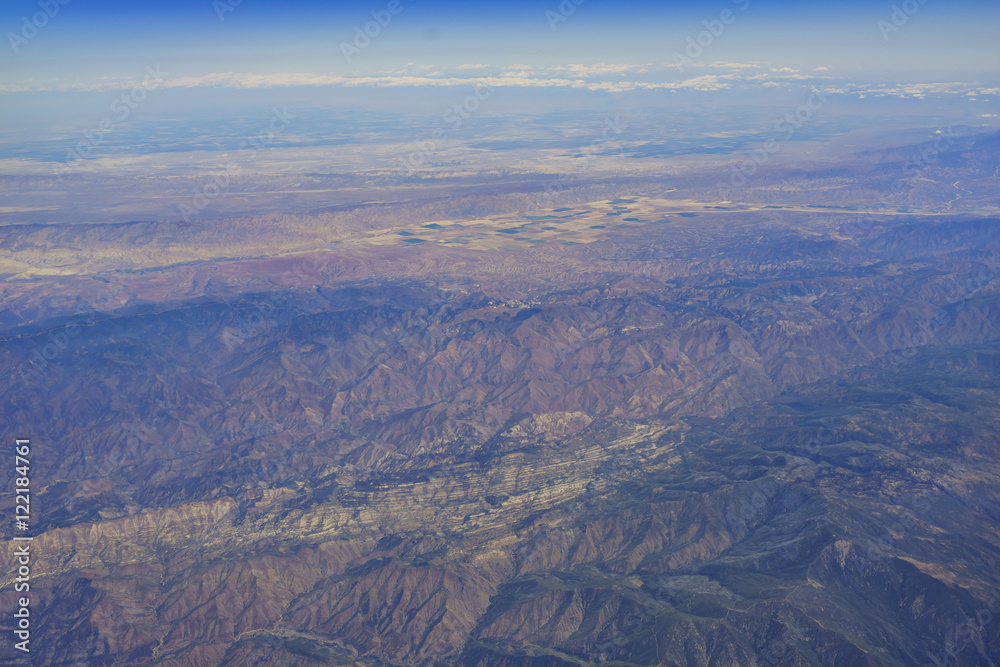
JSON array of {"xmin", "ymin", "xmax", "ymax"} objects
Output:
[{"xmin": 2, "ymin": 0, "xmax": 998, "ymax": 91}]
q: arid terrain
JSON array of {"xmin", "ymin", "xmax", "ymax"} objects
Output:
[{"xmin": 1, "ymin": 107, "xmax": 999, "ymax": 666}]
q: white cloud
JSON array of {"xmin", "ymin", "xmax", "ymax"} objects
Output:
[
  {"xmin": 707, "ymin": 62, "xmax": 763, "ymax": 70},
  {"xmin": 4, "ymin": 64, "xmax": 996, "ymax": 99},
  {"xmin": 819, "ymin": 82, "xmax": 999, "ymax": 99},
  {"xmin": 546, "ymin": 63, "xmax": 650, "ymax": 77},
  {"xmin": 664, "ymin": 61, "xmax": 706, "ymax": 69},
  {"xmin": 674, "ymin": 75, "xmax": 731, "ymax": 91}
]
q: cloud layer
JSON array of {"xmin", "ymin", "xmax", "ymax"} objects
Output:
[{"xmin": 1, "ymin": 62, "xmax": 996, "ymax": 98}]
